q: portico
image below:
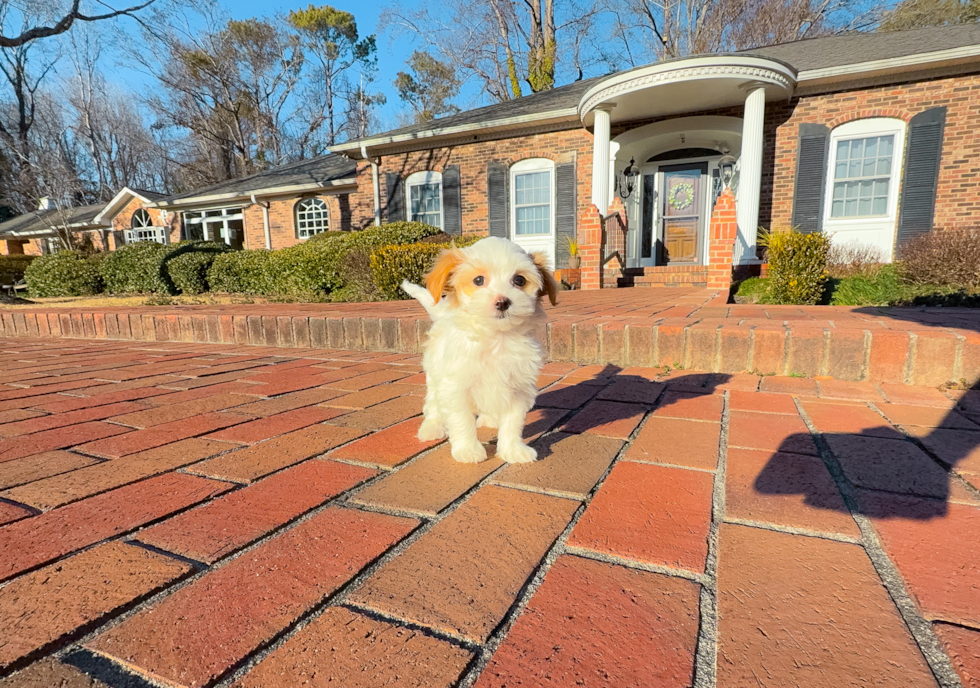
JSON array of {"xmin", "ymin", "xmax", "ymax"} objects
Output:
[{"xmin": 581, "ymin": 55, "xmax": 797, "ymax": 268}]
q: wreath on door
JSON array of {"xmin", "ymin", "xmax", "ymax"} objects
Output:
[{"xmin": 668, "ymin": 182, "xmax": 695, "ymax": 211}]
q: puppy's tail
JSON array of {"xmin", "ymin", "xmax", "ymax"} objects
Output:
[{"xmin": 401, "ymin": 280, "xmax": 438, "ymax": 316}]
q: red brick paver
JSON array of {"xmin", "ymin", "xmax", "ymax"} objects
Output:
[{"xmin": 1, "ymin": 335, "xmax": 979, "ymax": 688}]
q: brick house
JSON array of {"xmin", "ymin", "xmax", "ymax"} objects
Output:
[
  {"xmin": 328, "ymin": 23, "xmax": 980, "ymax": 289},
  {"xmin": 0, "ymin": 158, "xmax": 357, "ymax": 255}
]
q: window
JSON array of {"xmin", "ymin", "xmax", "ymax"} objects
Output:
[
  {"xmin": 182, "ymin": 207, "xmax": 244, "ymax": 249},
  {"xmin": 823, "ymin": 118, "xmax": 907, "ymax": 261},
  {"xmin": 830, "ymin": 135, "xmax": 894, "ymax": 218},
  {"xmin": 510, "ymin": 159, "xmax": 554, "ymax": 237},
  {"xmin": 405, "ymin": 171, "xmax": 442, "ymax": 229},
  {"xmin": 295, "ymin": 197, "xmax": 329, "ymax": 238},
  {"xmin": 125, "ymin": 208, "xmax": 167, "ymax": 244}
]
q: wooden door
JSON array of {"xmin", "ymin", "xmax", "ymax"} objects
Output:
[{"xmin": 659, "ymin": 163, "xmax": 707, "ymax": 264}]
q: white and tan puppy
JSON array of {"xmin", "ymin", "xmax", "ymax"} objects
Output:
[{"xmin": 401, "ymin": 237, "xmax": 558, "ymax": 464}]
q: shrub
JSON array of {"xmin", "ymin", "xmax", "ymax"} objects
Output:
[
  {"xmin": 207, "ymin": 250, "xmax": 275, "ymax": 294},
  {"xmin": 826, "ymin": 242, "xmax": 886, "ymax": 279},
  {"xmin": 331, "ymin": 248, "xmax": 383, "ymax": 302},
  {"xmin": 0, "ymin": 255, "xmax": 36, "ymax": 285},
  {"xmin": 371, "ymin": 236, "xmax": 482, "ymax": 300},
  {"xmin": 24, "ymin": 251, "xmax": 103, "ymax": 297},
  {"xmin": 765, "ymin": 229, "xmax": 831, "ymax": 305},
  {"xmin": 100, "ymin": 241, "xmax": 175, "ymax": 294},
  {"xmin": 167, "ymin": 242, "xmax": 232, "ymax": 294},
  {"xmin": 898, "ymin": 229, "xmax": 980, "ymax": 289}
]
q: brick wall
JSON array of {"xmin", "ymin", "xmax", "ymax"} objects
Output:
[
  {"xmin": 765, "ymin": 73, "xmax": 980, "ymax": 232},
  {"xmin": 241, "ymin": 194, "xmax": 352, "ymax": 250},
  {"xmin": 350, "ymin": 128, "xmax": 594, "ymax": 234}
]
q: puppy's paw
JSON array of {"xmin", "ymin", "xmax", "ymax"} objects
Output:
[
  {"xmin": 451, "ymin": 440, "xmax": 488, "ymax": 464},
  {"xmin": 417, "ymin": 418, "xmax": 447, "ymax": 442},
  {"xmin": 475, "ymin": 414, "xmax": 498, "ymax": 429},
  {"xmin": 498, "ymin": 442, "xmax": 537, "ymax": 464}
]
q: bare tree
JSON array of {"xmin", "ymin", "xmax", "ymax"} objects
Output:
[
  {"xmin": 0, "ymin": 0, "xmax": 160, "ymax": 49},
  {"xmin": 394, "ymin": 50, "xmax": 461, "ymax": 123},
  {"xmin": 382, "ymin": 0, "xmax": 600, "ymax": 103}
]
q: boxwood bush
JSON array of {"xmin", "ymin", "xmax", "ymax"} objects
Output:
[
  {"xmin": 99, "ymin": 241, "xmax": 176, "ymax": 294},
  {"xmin": 0, "ymin": 255, "xmax": 36, "ymax": 286},
  {"xmin": 167, "ymin": 242, "xmax": 232, "ymax": 294},
  {"xmin": 371, "ymin": 236, "xmax": 482, "ymax": 300},
  {"xmin": 24, "ymin": 251, "xmax": 103, "ymax": 297},
  {"xmin": 765, "ymin": 229, "xmax": 831, "ymax": 305},
  {"xmin": 207, "ymin": 250, "xmax": 275, "ymax": 294}
]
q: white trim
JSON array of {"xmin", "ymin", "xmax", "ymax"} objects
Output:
[
  {"xmin": 153, "ymin": 180, "xmax": 356, "ymax": 209},
  {"xmin": 823, "ymin": 117, "xmax": 906, "ymax": 261},
  {"xmin": 93, "ymin": 186, "xmax": 160, "ymax": 225},
  {"xmin": 578, "ymin": 55, "xmax": 797, "ymax": 122},
  {"xmin": 509, "ymin": 158, "xmax": 556, "ymax": 266},
  {"xmin": 405, "ymin": 170, "xmax": 444, "ymax": 230},
  {"xmin": 330, "ymin": 110, "xmax": 579, "ymax": 157},
  {"xmin": 797, "ymin": 45, "xmax": 980, "ymax": 84}
]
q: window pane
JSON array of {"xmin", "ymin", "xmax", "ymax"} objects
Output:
[
  {"xmin": 872, "ymin": 197, "xmax": 888, "ymax": 215},
  {"xmin": 516, "ymin": 205, "xmax": 550, "ymax": 235},
  {"xmin": 835, "ymin": 162, "xmax": 848, "ymax": 179},
  {"xmin": 832, "ymin": 199, "xmax": 845, "ymax": 217},
  {"xmin": 876, "ymin": 158, "xmax": 891, "ymax": 175},
  {"xmin": 295, "ymin": 197, "xmax": 329, "ymax": 238},
  {"xmin": 837, "ymin": 140, "xmax": 850, "ymax": 159},
  {"xmin": 850, "ymin": 139, "xmax": 864, "ymax": 158},
  {"xmin": 858, "ymin": 198, "xmax": 872, "ymax": 215},
  {"xmin": 879, "ymin": 136, "xmax": 893, "ymax": 156},
  {"xmin": 873, "ymin": 179, "xmax": 889, "ymax": 197}
]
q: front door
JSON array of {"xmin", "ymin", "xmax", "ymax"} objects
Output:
[{"xmin": 659, "ymin": 163, "xmax": 707, "ymax": 264}]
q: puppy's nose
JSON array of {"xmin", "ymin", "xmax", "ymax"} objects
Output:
[{"xmin": 494, "ymin": 296, "xmax": 511, "ymax": 312}]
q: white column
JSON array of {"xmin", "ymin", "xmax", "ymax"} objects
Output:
[
  {"xmin": 735, "ymin": 85, "xmax": 766, "ymax": 264},
  {"xmin": 591, "ymin": 106, "xmax": 612, "ymax": 214}
]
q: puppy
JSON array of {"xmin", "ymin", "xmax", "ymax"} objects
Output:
[{"xmin": 401, "ymin": 237, "xmax": 558, "ymax": 464}]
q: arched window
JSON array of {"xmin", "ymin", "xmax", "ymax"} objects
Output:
[
  {"xmin": 131, "ymin": 209, "xmax": 153, "ymax": 228},
  {"xmin": 295, "ymin": 197, "xmax": 329, "ymax": 238},
  {"xmin": 824, "ymin": 118, "xmax": 906, "ymax": 259},
  {"xmin": 126, "ymin": 208, "xmax": 167, "ymax": 244},
  {"xmin": 405, "ymin": 171, "xmax": 443, "ymax": 229}
]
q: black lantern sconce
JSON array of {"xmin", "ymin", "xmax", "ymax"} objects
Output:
[
  {"xmin": 718, "ymin": 152, "xmax": 737, "ymax": 188},
  {"xmin": 617, "ymin": 157, "xmax": 640, "ymax": 199}
]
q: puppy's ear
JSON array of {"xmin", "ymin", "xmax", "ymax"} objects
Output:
[
  {"xmin": 426, "ymin": 249, "xmax": 463, "ymax": 303},
  {"xmin": 530, "ymin": 252, "xmax": 559, "ymax": 306}
]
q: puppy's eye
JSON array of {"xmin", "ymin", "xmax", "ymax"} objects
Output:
[
  {"xmin": 512, "ymin": 274, "xmax": 527, "ymax": 288},
  {"xmin": 473, "ymin": 276, "xmax": 485, "ymax": 286}
]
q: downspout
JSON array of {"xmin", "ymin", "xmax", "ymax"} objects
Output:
[
  {"xmin": 361, "ymin": 144, "xmax": 381, "ymax": 226},
  {"xmin": 250, "ymin": 194, "xmax": 272, "ymax": 249}
]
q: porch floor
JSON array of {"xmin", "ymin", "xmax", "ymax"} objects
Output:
[{"xmin": 3, "ymin": 287, "xmax": 978, "ymax": 386}]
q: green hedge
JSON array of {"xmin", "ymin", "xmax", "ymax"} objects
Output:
[
  {"xmin": 100, "ymin": 241, "xmax": 232, "ymax": 295},
  {"xmin": 24, "ymin": 251, "xmax": 103, "ymax": 297},
  {"xmin": 765, "ymin": 230, "xmax": 831, "ymax": 305},
  {"xmin": 0, "ymin": 255, "xmax": 36, "ymax": 285},
  {"xmin": 207, "ymin": 250, "xmax": 275, "ymax": 294},
  {"xmin": 167, "ymin": 242, "xmax": 232, "ymax": 294},
  {"xmin": 371, "ymin": 236, "xmax": 482, "ymax": 300}
]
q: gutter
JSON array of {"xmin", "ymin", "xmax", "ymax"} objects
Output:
[
  {"xmin": 796, "ymin": 44, "xmax": 980, "ymax": 84},
  {"xmin": 362, "ymin": 144, "xmax": 381, "ymax": 226},
  {"xmin": 152, "ymin": 178, "xmax": 356, "ymax": 209},
  {"xmin": 250, "ymin": 194, "xmax": 272, "ymax": 250}
]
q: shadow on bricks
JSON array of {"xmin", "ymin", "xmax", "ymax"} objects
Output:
[{"xmin": 757, "ymin": 306, "xmax": 980, "ymax": 520}]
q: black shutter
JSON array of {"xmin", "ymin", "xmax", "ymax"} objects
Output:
[
  {"xmin": 487, "ymin": 162, "xmax": 508, "ymax": 238},
  {"xmin": 385, "ymin": 173, "xmax": 405, "ymax": 223},
  {"xmin": 442, "ymin": 165, "xmax": 462, "ymax": 236},
  {"xmin": 897, "ymin": 107, "xmax": 946, "ymax": 248},
  {"xmin": 555, "ymin": 161, "xmax": 576, "ymax": 268},
  {"xmin": 792, "ymin": 123, "xmax": 830, "ymax": 233}
]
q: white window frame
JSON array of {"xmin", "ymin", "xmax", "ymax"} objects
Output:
[
  {"xmin": 509, "ymin": 158, "xmax": 556, "ymax": 267},
  {"xmin": 823, "ymin": 118, "xmax": 906, "ymax": 260},
  {"xmin": 295, "ymin": 197, "xmax": 330, "ymax": 239},
  {"xmin": 126, "ymin": 208, "xmax": 168, "ymax": 245},
  {"xmin": 405, "ymin": 170, "xmax": 443, "ymax": 230},
  {"xmin": 182, "ymin": 207, "xmax": 244, "ymax": 247}
]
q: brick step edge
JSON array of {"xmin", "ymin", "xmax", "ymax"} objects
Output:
[{"xmin": 3, "ymin": 310, "xmax": 978, "ymax": 387}]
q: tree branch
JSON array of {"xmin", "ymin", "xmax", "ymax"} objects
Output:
[{"xmin": 0, "ymin": 0, "xmax": 159, "ymax": 48}]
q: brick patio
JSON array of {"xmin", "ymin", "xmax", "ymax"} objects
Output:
[{"xmin": 1, "ymin": 336, "xmax": 980, "ymax": 686}]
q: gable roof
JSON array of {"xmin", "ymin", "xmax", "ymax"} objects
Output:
[
  {"xmin": 93, "ymin": 186, "xmax": 167, "ymax": 225},
  {"xmin": 155, "ymin": 154, "xmax": 357, "ymax": 208},
  {"xmin": 333, "ymin": 23, "xmax": 980, "ymax": 157},
  {"xmin": 0, "ymin": 202, "xmax": 108, "ymax": 238}
]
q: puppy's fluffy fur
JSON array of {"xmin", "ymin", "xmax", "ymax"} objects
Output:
[{"xmin": 401, "ymin": 237, "xmax": 558, "ymax": 464}]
